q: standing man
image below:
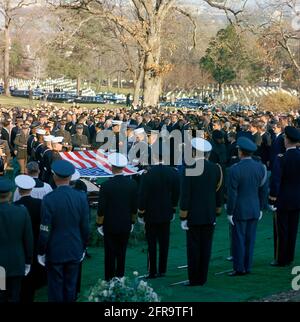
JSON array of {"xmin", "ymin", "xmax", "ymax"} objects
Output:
[
  {"xmin": 97, "ymin": 153, "xmax": 138, "ymax": 281},
  {"xmin": 138, "ymin": 149, "xmax": 180, "ymax": 278},
  {"xmin": 14, "ymin": 122, "xmax": 30, "ymax": 174},
  {"xmin": 227, "ymin": 137, "xmax": 268, "ymax": 276},
  {"xmin": 14, "ymin": 175, "xmax": 43, "ymax": 302},
  {"xmin": 38, "ymin": 160, "xmax": 90, "ymax": 302},
  {"xmin": 269, "ymin": 126, "xmax": 300, "ymax": 267},
  {"xmin": 0, "ymin": 178, "xmax": 33, "ymax": 302},
  {"xmin": 71, "ymin": 124, "xmax": 90, "ymax": 151},
  {"xmin": 180, "ymin": 138, "xmax": 223, "ymax": 286}
]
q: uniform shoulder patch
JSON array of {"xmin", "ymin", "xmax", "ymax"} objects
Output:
[{"xmin": 278, "ymin": 154, "xmax": 284, "ymax": 158}]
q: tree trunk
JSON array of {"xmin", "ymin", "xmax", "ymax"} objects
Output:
[
  {"xmin": 133, "ymin": 66, "xmax": 144, "ymax": 107},
  {"xmin": 142, "ymin": 35, "xmax": 162, "ymax": 107},
  {"xmin": 218, "ymin": 82, "xmax": 222, "ymax": 95},
  {"xmin": 76, "ymin": 75, "xmax": 81, "ymax": 95},
  {"xmin": 4, "ymin": 21, "xmax": 10, "ymax": 96}
]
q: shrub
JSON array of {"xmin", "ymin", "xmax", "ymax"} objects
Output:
[{"xmin": 259, "ymin": 91, "xmax": 300, "ymax": 112}]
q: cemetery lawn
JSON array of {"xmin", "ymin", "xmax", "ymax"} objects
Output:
[
  {"xmin": 35, "ymin": 208, "xmax": 300, "ymax": 302},
  {"xmin": 0, "ymin": 96, "xmax": 126, "ymax": 109}
]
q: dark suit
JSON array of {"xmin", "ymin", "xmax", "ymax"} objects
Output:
[
  {"xmin": 258, "ymin": 132, "xmax": 272, "ymax": 167},
  {"xmin": 15, "ymin": 196, "xmax": 45, "ymax": 302},
  {"xmin": 38, "ymin": 186, "xmax": 89, "ymax": 302},
  {"xmin": 270, "ymin": 133, "xmax": 285, "ymax": 170},
  {"xmin": 97, "ymin": 175, "xmax": 138, "ymax": 281},
  {"xmin": 270, "ymin": 148, "xmax": 300, "ymax": 265},
  {"xmin": 0, "ymin": 202, "xmax": 33, "ymax": 302},
  {"xmin": 227, "ymin": 158, "xmax": 268, "ymax": 273},
  {"xmin": 138, "ymin": 165, "xmax": 180, "ymax": 276},
  {"xmin": 180, "ymin": 159, "xmax": 223, "ymax": 285}
]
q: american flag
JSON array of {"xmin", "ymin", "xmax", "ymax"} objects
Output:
[{"xmin": 59, "ymin": 150, "xmax": 139, "ymax": 178}]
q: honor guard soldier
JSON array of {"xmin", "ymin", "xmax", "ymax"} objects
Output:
[
  {"xmin": 180, "ymin": 138, "xmax": 223, "ymax": 286},
  {"xmin": 32, "ymin": 128, "xmax": 46, "ymax": 175},
  {"xmin": 97, "ymin": 153, "xmax": 138, "ymax": 281},
  {"xmin": 13, "ymin": 162, "xmax": 52, "ymax": 202},
  {"xmin": 55, "ymin": 118, "xmax": 72, "ymax": 151},
  {"xmin": 138, "ymin": 147, "xmax": 180, "ymax": 278},
  {"xmin": 14, "ymin": 122, "xmax": 30, "ymax": 174},
  {"xmin": 227, "ymin": 137, "xmax": 268, "ymax": 276},
  {"xmin": 14, "ymin": 175, "xmax": 44, "ymax": 302},
  {"xmin": 0, "ymin": 178, "xmax": 33, "ymax": 302},
  {"xmin": 269, "ymin": 126, "xmax": 300, "ymax": 267},
  {"xmin": 38, "ymin": 160, "xmax": 90, "ymax": 302},
  {"xmin": 40, "ymin": 135, "xmax": 54, "ymax": 183},
  {"xmin": 27, "ymin": 122, "xmax": 41, "ymax": 162},
  {"xmin": 71, "ymin": 124, "xmax": 90, "ymax": 151}
]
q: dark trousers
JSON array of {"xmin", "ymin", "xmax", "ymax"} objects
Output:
[
  {"xmin": 0, "ymin": 276, "xmax": 23, "ymax": 303},
  {"xmin": 275, "ymin": 210, "xmax": 300, "ymax": 265},
  {"xmin": 232, "ymin": 219, "xmax": 258, "ymax": 273},
  {"xmin": 186, "ymin": 225, "xmax": 215, "ymax": 286},
  {"xmin": 145, "ymin": 222, "xmax": 170, "ymax": 276},
  {"xmin": 104, "ymin": 232, "xmax": 130, "ymax": 281},
  {"xmin": 47, "ymin": 261, "xmax": 80, "ymax": 302}
]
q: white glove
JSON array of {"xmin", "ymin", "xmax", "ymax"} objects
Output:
[
  {"xmin": 171, "ymin": 213, "xmax": 176, "ymax": 222},
  {"xmin": 80, "ymin": 251, "xmax": 86, "ymax": 262},
  {"xmin": 181, "ymin": 220, "xmax": 189, "ymax": 231},
  {"xmin": 130, "ymin": 224, "xmax": 134, "ymax": 233},
  {"xmin": 25, "ymin": 264, "xmax": 31, "ymax": 276},
  {"xmin": 97, "ymin": 226, "xmax": 104, "ymax": 236},
  {"xmin": 138, "ymin": 217, "xmax": 145, "ymax": 225},
  {"xmin": 269, "ymin": 205, "xmax": 277, "ymax": 212},
  {"xmin": 37, "ymin": 254, "xmax": 46, "ymax": 267},
  {"xmin": 227, "ymin": 215, "xmax": 234, "ymax": 226},
  {"xmin": 259, "ymin": 211, "xmax": 263, "ymax": 221}
]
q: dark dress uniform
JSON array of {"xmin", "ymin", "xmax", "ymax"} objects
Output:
[
  {"xmin": 227, "ymin": 153, "xmax": 268, "ymax": 274},
  {"xmin": 97, "ymin": 175, "xmax": 138, "ymax": 281},
  {"xmin": 138, "ymin": 165, "xmax": 180, "ymax": 277},
  {"xmin": 0, "ymin": 181, "xmax": 33, "ymax": 302},
  {"xmin": 15, "ymin": 196, "xmax": 46, "ymax": 302},
  {"xmin": 38, "ymin": 176, "xmax": 90, "ymax": 302},
  {"xmin": 180, "ymin": 159, "xmax": 223, "ymax": 286},
  {"xmin": 27, "ymin": 134, "xmax": 37, "ymax": 161},
  {"xmin": 270, "ymin": 146, "xmax": 300, "ymax": 266}
]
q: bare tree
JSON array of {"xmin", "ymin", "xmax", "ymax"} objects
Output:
[{"xmin": 0, "ymin": 0, "xmax": 37, "ymax": 95}]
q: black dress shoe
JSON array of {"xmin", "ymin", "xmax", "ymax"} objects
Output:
[
  {"xmin": 270, "ymin": 261, "xmax": 288, "ymax": 267},
  {"xmin": 183, "ymin": 281, "xmax": 203, "ymax": 286},
  {"xmin": 228, "ymin": 271, "xmax": 246, "ymax": 277},
  {"xmin": 145, "ymin": 274, "xmax": 157, "ymax": 279},
  {"xmin": 157, "ymin": 273, "xmax": 166, "ymax": 278}
]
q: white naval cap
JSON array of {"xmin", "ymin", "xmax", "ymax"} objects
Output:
[
  {"xmin": 71, "ymin": 169, "xmax": 81, "ymax": 181},
  {"xmin": 36, "ymin": 129, "xmax": 46, "ymax": 135},
  {"xmin": 134, "ymin": 128, "xmax": 145, "ymax": 135},
  {"xmin": 15, "ymin": 175, "xmax": 36, "ymax": 190},
  {"xmin": 108, "ymin": 152, "xmax": 128, "ymax": 168},
  {"xmin": 51, "ymin": 136, "xmax": 64, "ymax": 143},
  {"xmin": 191, "ymin": 138, "xmax": 212, "ymax": 153},
  {"xmin": 112, "ymin": 120, "xmax": 123, "ymax": 126},
  {"xmin": 44, "ymin": 135, "xmax": 55, "ymax": 142}
]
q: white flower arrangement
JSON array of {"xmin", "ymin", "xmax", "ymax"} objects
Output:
[{"xmin": 88, "ymin": 272, "xmax": 160, "ymax": 302}]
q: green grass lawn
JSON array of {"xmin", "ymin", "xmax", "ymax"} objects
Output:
[
  {"xmin": 0, "ymin": 96, "xmax": 126, "ymax": 109},
  {"xmin": 35, "ymin": 208, "xmax": 300, "ymax": 302}
]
